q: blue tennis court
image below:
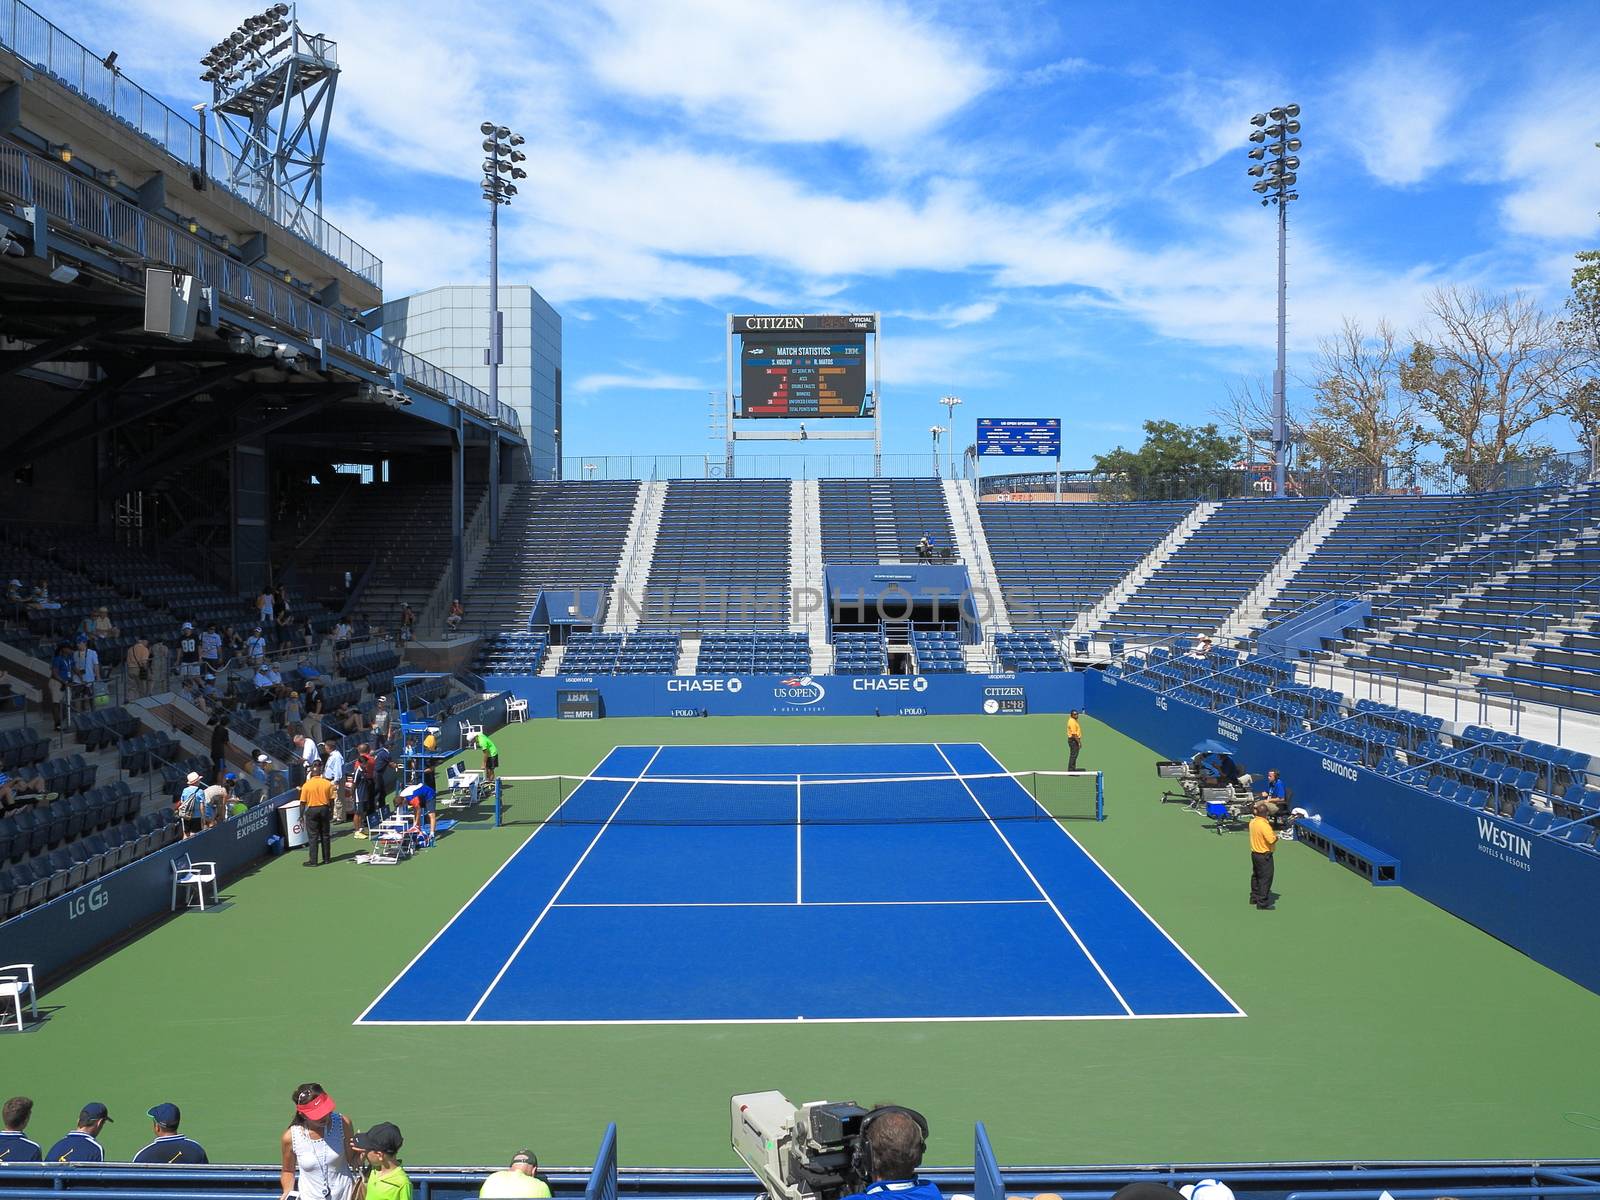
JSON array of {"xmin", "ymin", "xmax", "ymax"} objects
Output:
[{"xmin": 357, "ymin": 743, "xmax": 1242, "ymax": 1025}]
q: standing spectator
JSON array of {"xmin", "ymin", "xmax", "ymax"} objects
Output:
[
  {"xmin": 203, "ymin": 778, "xmax": 229, "ymax": 831},
  {"xmin": 45, "ymin": 1103, "xmax": 111, "ymax": 1163},
  {"xmin": 323, "ymin": 739, "xmax": 347, "ymax": 821},
  {"xmin": 258, "ymin": 586, "xmax": 275, "ymax": 631},
  {"xmin": 352, "ymin": 612, "xmax": 371, "ymax": 644},
  {"xmin": 273, "ymin": 584, "xmax": 289, "ymax": 621},
  {"xmin": 352, "ymin": 743, "xmax": 376, "ymax": 839},
  {"xmin": 299, "ymin": 770, "xmax": 337, "ymax": 867},
  {"xmin": 279, "ymin": 1084, "xmax": 358, "ymax": 1199},
  {"xmin": 304, "ymin": 679, "xmax": 326, "ymax": 738},
  {"xmin": 293, "ymin": 734, "xmax": 322, "ymax": 787},
  {"xmin": 209, "ymin": 713, "xmax": 230, "ymax": 782},
  {"xmin": 48, "ymin": 642, "xmax": 72, "ymax": 730},
  {"xmin": 301, "ymin": 615, "xmax": 316, "ymax": 658},
  {"xmin": 1249, "ymin": 800, "xmax": 1278, "ymax": 910},
  {"xmin": 480, "ymin": 1150, "xmax": 552, "ymax": 1198},
  {"xmin": 246, "ymin": 627, "xmax": 268, "ymax": 664},
  {"xmin": 276, "ymin": 608, "xmax": 295, "ymax": 649},
  {"xmin": 398, "ymin": 603, "xmax": 416, "ymax": 644},
  {"xmin": 132, "ymin": 1103, "xmax": 207, "ymax": 1164},
  {"xmin": 1066, "ymin": 710, "xmax": 1083, "ymax": 771},
  {"xmin": 178, "ymin": 772, "xmax": 207, "ymax": 837},
  {"xmin": 352, "ymin": 1123, "xmax": 409, "ymax": 1200},
  {"xmin": 200, "ymin": 624, "xmax": 223, "ymax": 675},
  {"xmin": 70, "ymin": 635, "xmax": 100, "ymax": 714},
  {"xmin": 332, "ymin": 618, "xmax": 353, "ymax": 668},
  {"xmin": 372, "ymin": 741, "xmax": 393, "ymax": 820},
  {"xmin": 371, "ymin": 695, "xmax": 392, "ymax": 747},
  {"xmin": 283, "ymin": 688, "xmax": 304, "ymax": 738},
  {"xmin": 149, "ymin": 638, "xmax": 171, "ymax": 691},
  {"xmin": 476, "ymin": 730, "xmax": 499, "ymax": 785},
  {"xmin": 176, "ymin": 622, "xmax": 202, "ymax": 680},
  {"xmin": 0, "ymin": 1096, "xmax": 41, "ymax": 1163},
  {"xmin": 125, "ymin": 636, "xmax": 152, "ymax": 699},
  {"xmin": 446, "ymin": 598, "xmax": 465, "ymax": 633}
]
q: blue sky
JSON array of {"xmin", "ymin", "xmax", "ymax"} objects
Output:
[{"xmin": 71, "ymin": 0, "xmax": 1600, "ymax": 468}]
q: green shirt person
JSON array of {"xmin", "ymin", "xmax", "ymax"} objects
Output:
[
  {"xmin": 353, "ymin": 1124, "xmax": 411, "ymax": 1200},
  {"xmin": 475, "ymin": 732, "xmax": 500, "ymax": 784}
]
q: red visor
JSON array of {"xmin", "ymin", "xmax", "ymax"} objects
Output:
[{"xmin": 296, "ymin": 1093, "xmax": 336, "ymax": 1121}]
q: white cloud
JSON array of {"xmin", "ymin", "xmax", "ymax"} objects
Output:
[
  {"xmin": 585, "ymin": 0, "xmax": 993, "ymax": 144},
  {"xmin": 1491, "ymin": 71, "xmax": 1600, "ymax": 241},
  {"xmin": 1335, "ymin": 47, "xmax": 1463, "ymax": 187},
  {"xmin": 571, "ymin": 371, "xmax": 712, "ymax": 395},
  {"xmin": 893, "ymin": 300, "xmax": 1000, "ymax": 326}
]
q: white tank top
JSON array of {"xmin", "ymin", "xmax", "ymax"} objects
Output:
[{"xmin": 289, "ymin": 1115, "xmax": 356, "ymax": 1200}]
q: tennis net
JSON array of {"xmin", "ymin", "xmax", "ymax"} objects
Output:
[{"xmin": 497, "ymin": 769, "xmax": 1104, "ymax": 827}]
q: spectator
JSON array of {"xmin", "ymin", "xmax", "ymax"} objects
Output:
[
  {"xmin": 45, "ymin": 1103, "xmax": 112, "ymax": 1163},
  {"xmin": 200, "ymin": 624, "xmax": 223, "ymax": 674},
  {"xmin": 476, "ymin": 730, "xmax": 499, "ymax": 785},
  {"xmin": 0, "ymin": 1095, "xmax": 41, "ymax": 1163},
  {"xmin": 294, "ymin": 734, "xmax": 322, "ymax": 787},
  {"xmin": 283, "ymin": 688, "xmax": 304, "ymax": 737},
  {"xmin": 352, "ymin": 1123, "xmax": 409, "ymax": 1200},
  {"xmin": 0, "ymin": 770, "xmax": 48, "ymax": 813},
  {"xmin": 276, "ymin": 609, "xmax": 295, "ymax": 649},
  {"xmin": 273, "ymin": 585, "xmax": 289, "ymax": 621},
  {"xmin": 132, "ymin": 1103, "xmax": 208, "ymax": 1164},
  {"xmin": 371, "ymin": 696, "xmax": 392, "ymax": 747},
  {"xmin": 126, "ymin": 636, "xmax": 152, "ymax": 699},
  {"xmin": 1189, "ymin": 633, "xmax": 1214, "ymax": 659},
  {"xmin": 336, "ymin": 703, "xmax": 362, "ymax": 736},
  {"xmin": 1256, "ymin": 768, "xmax": 1288, "ymax": 817},
  {"xmin": 480, "ymin": 1150, "xmax": 552, "ymax": 1199},
  {"xmin": 446, "ymin": 598, "xmax": 464, "ymax": 633},
  {"xmin": 332, "ymin": 618, "xmax": 353, "ymax": 667},
  {"xmin": 246, "ymin": 627, "xmax": 268, "ymax": 663},
  {"xmin": 372, "ymin": 741, "xmax": 393, "ymax": 819},
  {"xmin": 92, "ymin": 606, "xmax": 119, "ymax": 640},
  {"xmin": 209, "ymin": 713, "xmax": 230, "ymax": 782},
  {"xmin": 178, "ymin": 772, "xmax": 207, "ymax": 837},
  {"xmin": 304, "ymin": 680, "xmax": 326, "ymax": 737},
  {"xmin": 839, "ymin": 1108, "xmax": 937, "ymax": 1200},
  {"xmin": 301, "ymin": 615, "xmax": 316, "ymax": 658},
  {"xmin": 48, "ymin": 641, "xmax": 72, "ymax": 730},
  {"xmin": 29, "ymin": 579, "xmax": 60, "ymax": 611},
  {"xmin": 254, "ymin": 754, "xmax": 275, "ymax": 788},
  {"xmin": 258, "ymin": 586, "xmax": 275, "ymax": 630},
  {"xmin": 1249, "ymin": 800, "xmax": 1278, "ymax": 910},
  {"xmin": 176, "ymin": 622, "xmax": 202, "ymax": 680},
  {"xmin": 203, "ymin": 778, "xmax": 229, "ymax": 830},
  {"xmin": 323, "ymin": 740, "xmax": 347, "ymax": 820},
  {"xmin": 299, "ymin": 770, "xmax": 337, "ymax": 867},
  {"xmin": 352, "ymin": 612, "xmax": 371, "ymax": 643},
  {"xmin": 279, "ymin": 1084, "xmax": 358, "ymax": 1200},
  {"xmin": 352, "ymin": 743, "xmax": 376, "ymax": 839},
  {"xmin": 398, "ymin": 604, "xmax": 416, "ymax": 644}
]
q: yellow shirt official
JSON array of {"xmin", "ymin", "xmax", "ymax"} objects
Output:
[
  {"xmin": 1249, "ymin": 815, "xmax": 1278, "ymax": 854},
  {"xmin": 1067, "ymin": 715, "xmax": 1081, "ymax": 740}
]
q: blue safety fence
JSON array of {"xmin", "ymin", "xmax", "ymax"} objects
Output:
[
  {"xmin": 975, "ymin": 1123, "xmax": 1005, "ymax": 1200},
  {"xmin": 584, "ymin": 1124, "xmax": 618, "ymax": 1200}
]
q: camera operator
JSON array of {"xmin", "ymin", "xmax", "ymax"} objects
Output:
[{"xmin": 842, "ymin": 1109, "xmax": 939, "ymax": 1200}]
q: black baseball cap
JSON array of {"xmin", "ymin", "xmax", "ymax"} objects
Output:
[
  {"xmin": 148, "ymin": 1103, "xmax": 180, "ymax": 1127},
  {"xmin": 352, "ymin": 1123, "xmax": 403, "ymax": 1154},
  {"xmin": 80, "ymin": 1103, "xmax": 112, "ymax": 1123}
]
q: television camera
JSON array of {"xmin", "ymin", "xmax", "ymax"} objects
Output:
[{"xmin": 731, "ymin": 1091, "xmax": 873, "ymax": 1200}]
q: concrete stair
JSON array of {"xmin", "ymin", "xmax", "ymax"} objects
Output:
[
  {"xmin": 942, "ymin": 479, "xmax": 1010, "ymax": 632},
  {"xmin": 1071, "ymin": 501, "xmax": 1213, "ymax": 637},
  {"xmin": 1219, "ymin": 497, "xmax": 1352, "ymax": 639},
  {"xmin": 605, "ymin": 480, "xmax": 668, "ymax": 630}
]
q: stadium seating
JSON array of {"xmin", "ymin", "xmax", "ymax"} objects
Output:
[
  {"xmin": 640, "ymin": 481, "xmax": 792, "ymax": 629},
  {"xmin": 561, "ymin": 631, "xmax": 680, "ymax": 674},
  {"xmin": 994, "ymin": 630, "xmax": 1065, "ymax": 672},
  {"xmin": 979, "ymin": 501, "xmax": 1194, "ymax": 628},
  {"xmin": 1099, "ymin": 499, "xmax": 1323, "ymax": 640},
  {"xmin": 471, "ymin": 632, "xmax": 551, "ymax": 677},
  {"xmin": 818, "ymin": 478, "xmax": 954, "ymax": 564},
  {"xmin": 465, "ymin": 480, "xmax": 641, "ymax": 631},
  {"xmin": 910, "ymin": 629, "xmax": 965, "ymax": 674},
  {"xmin": 697, "ymin": 631, "xmax": 810, "ymax": 675},
  {"xmin": 832, "ymin": 630, "xmax": 887, "ymax": 674}
]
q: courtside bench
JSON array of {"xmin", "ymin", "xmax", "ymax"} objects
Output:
[{"xmin": 1294, "ymin": 819, "xmax": 1401, "ymax": 886}]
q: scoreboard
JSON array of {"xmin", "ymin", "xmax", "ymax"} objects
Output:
[{"xmin": 733, "ymin": 315, "xmax": 874, "ymax": 419}]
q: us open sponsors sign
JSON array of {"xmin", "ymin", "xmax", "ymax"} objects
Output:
[
  {"xmin": 983, "ymin": 685, "xmax": 1027, "ymax": 714},
  {"xmin": 556, "ymin": 688, "xmax": 602, "ymax": 719},
  {"xmin": 731, "ymin": 314, "xmax": 876, "ymax": 332}
]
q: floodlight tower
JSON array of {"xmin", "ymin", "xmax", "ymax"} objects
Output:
[
  {"xmin": 940, "ymin": 394, "xmax": 962, "ymax": 479},
  {"xmin": 200, "ymin": 4, "xmax": 338, "ymax": 239},
  {"xmin": 930, "ymin": 425, "xmax": 946, "ymax": 478},
  {"xmin": 480, "ymin": 122, "xmax": 527, "ymax": 431},
  {"xmin": 1247, "ymin": 103, "xmax": 1302, "ymax": 499}
]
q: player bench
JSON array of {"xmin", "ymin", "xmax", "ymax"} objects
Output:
[{"xmin": 1293, "ymin": 819, "xmax": 1400, "ymax": 886}]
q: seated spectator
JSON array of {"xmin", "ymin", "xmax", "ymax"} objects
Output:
[
  {"xmin": 133, "ymin": 1103, "xmax": 208, "ymax": 1164},
  {"xmin": 446, "ymin": 598, "xmax": 465, "ymax": 633},
  {"xmin": 45, "ymin": 1103, "xmax": 112, "ymax": 1163},
  {"xmin": 92, "ymin": 606, "xmax": 118, "ymax": 640},
  {"xmin": 336, "ymin": 702, "xmax": 362, "ymax": 736},
  {"xmin": 254, "ymin": 662, "xmax": 282, "ymax": 692},
  {"xmin": 352, "ymin": 613, "xmax": 371, "ymax": 643},
  {"xmin": 0, "ymin": 1095, "xmax": 41, "ymax": 1163},
  {"xmin": 480, "ymin": 1150, "xmax": 552, "ymax": 1199},
  {"xmin": 353, "ymin": 1123, "xmax": 409, "ymax": 1200},
  {"xmin": 1256, "ymin": 768, "xmax": 1288, "ymax": 817},
  {"xmin": 253, "ymin": 754, "xmax": 275, "ymax": 787},
  {"xmin": 0, "ymin": 771, "xmax": 48, "ymax": 812},
  {"xmin": 29, "ymin": 579, "xmax": 60, "ymax": 611},
  {"xmin": 916, "ymin": 534, "xmax": 931, "ymax": 561}
]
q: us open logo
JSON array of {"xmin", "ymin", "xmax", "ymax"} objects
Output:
[{"xmin": 774, "ymin": 676, "xmax": 826, "ymax": 705}]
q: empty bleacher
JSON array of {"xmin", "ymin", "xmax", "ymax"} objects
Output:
[
  {"xmin": 640, "ymin": 480, "xmax": 792, "ymax": 630},
  {"xmin": 994, "ymin": 629, "xmax": 1066, "ymax": 672},
  {"xmin": 1100, "ymin": 499, "xmax": 1324, "ymax": 639},
  {"xmin": 561, "ymin": 631, "xmax": 680, "ymax": 675},
  {"xmin": 832, "ymin": 630, "xmax": 887, "ymax": 675},
  {"xmin": 472, "ymin": 631, "xmax": 551, "ymax": 677},
  {"xmin": 911, "ymin": 629, "xmax": 966, "ymax": 674},
  {"xmin": 465, "ymin": 480, "xmax": 641, "ymax": 631},
  {"xmin": 697, "ymin": 631, "xmax": 810, "ymax": 675},
  {"xmin": 979, "ymin": 501, "xmax": 1194, "ymax": 629},
  {"xmin": 819, "ymin": 478, "xmax": 954, "ymax": 564},
  {"xmin": 1484, "ymin": 614, "xmax": 1600, "ymax": 713}
]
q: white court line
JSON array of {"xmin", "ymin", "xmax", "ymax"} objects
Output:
[
  {"xmin": 795, "ymin": 774, "xmax": 803, "ymax": 905},
  {"xmin": 952, "ymin": 741, "xmax": 1247, "ymax": 1018},
  {"xmin": 353, "ymin": 743, "xmax": 629, "ymax": 1025},
  {"xmin": 360, "ymin": 1010, "xmax": 1241, "ymax": 1028},
  {"xmin": 550, "ymin": 899, "xmax": 1048, "ymax": 908},
  {"xmin": 463, "ymin": 744, "xmax": 665, "ymax": 1022},
  {"xmin": 933, "ymin": 743, "xmax": 1135, "ymax": 1017}
]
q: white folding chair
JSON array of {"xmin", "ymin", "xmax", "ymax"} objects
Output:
[
  {"xmin": 0, "ymin": 964, "xmax": 38, "ymax": 1032},
  {"xmin": 459, "ymin": 719, "xmax": 483, "ymax": 743},
  {"xmin": 505, "ymin": 697, "xmax": 528, "ymax": 723},
  {"xmin": 171, "ymin": 855, "xmax": 219, "ymax": 911}
]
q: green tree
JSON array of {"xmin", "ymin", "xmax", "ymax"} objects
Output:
[
  {"xmin": 1093, "ymin": 419, "xmax": 1242, "ymax": 501},
  {"xmin": 1563, "ymin": 248, "xmax": 1600, "ymax": 463},
  {"xmin": 1303, "ymin": 318, "xmax": 1426, "ymax": 492}
]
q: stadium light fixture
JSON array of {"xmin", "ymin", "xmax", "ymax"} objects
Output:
[
  {"xmin": 940, "ymin": 395, "xmax": 962, "ymax": 478},
  {"xmin": 480, "ymin": 120, "xmax": 526, "ymax": 460},
  {"xmin": 929, "ymin": 424, "xmax": 946, "ymax": 479},
  {"xmin": 1247, "ymin": 100, "xmax": 1303, "ymax": 500}
]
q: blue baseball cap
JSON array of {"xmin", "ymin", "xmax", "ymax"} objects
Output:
[
  {"xmin": 80, "ymin": 1102, "xmax": 112, "ymax": 1123},
  {"xmin": 148, "ymin": 1103, "xmax": 180, "ymax": 1127}
]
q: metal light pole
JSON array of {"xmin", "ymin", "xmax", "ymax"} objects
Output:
[
  {"xmin": 940, "ymin": 394, "xmax": 962, "ymax": 480},
  {"xmin": 1248, "ymin": 103, "xmax": 1301, "ymax": 499},
  {"xmin": 930, "ymin": 425, "xmax": 945, "ymax": 478},
  {"xmin": 481, "ymin": 122, "xmax": 526, "ymax": 428}
]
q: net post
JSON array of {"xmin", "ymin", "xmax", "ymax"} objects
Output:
[
  {"xmin": 1096, "ymin": 771, "xmax": 1105, "ymax": 821},
  {"xmin": 494, "ymin": 778, "xmax": 503, "ymax": 828}
]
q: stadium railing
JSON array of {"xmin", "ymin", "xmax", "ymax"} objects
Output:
[
  {"xmin": 0, "ymin": 0, "xmax": 383, "ymax": 286},
  {"xmin": 0, "ymin": 145, "xmax": 520, "ymax": 436}
]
